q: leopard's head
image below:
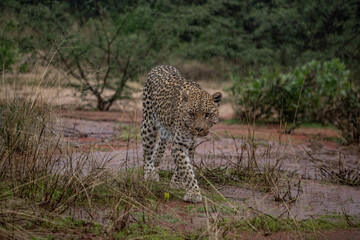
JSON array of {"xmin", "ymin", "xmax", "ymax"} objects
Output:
[{"xmin": 181, "ymin": 90, "xmax": 222, "ymax": 137}]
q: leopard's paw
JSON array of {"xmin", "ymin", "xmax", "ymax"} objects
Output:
[{"xmin": 183, "ymin": 190, "xmax": 202, "ymax": 203}]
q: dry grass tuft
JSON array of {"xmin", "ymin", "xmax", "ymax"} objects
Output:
[{"xmin": 305, "ymin": 149, "xmax": 360, "ymax": 186}]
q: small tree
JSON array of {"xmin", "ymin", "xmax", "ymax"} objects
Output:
[
  {"xmin": 9, "ymin": 1, "xmax": 172, "ymax": 111},
  {"xmin": 55, "ymin": 4, "xmax": 166, "ymax": 110}
]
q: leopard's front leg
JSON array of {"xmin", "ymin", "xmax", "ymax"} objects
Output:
[{"xmin": 170, "ymin": 137, "xmax": 202, "ymax": 203}]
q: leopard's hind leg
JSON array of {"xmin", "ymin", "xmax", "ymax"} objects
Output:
[{"xmin": 141, "ymin": 86, "xmax": 159, "ymax": 181}]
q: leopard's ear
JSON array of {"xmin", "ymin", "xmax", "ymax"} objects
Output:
[
  {"xmin": 182, "ymin": 91, "xmax": 188, "ymax": 102},
  {"xmin": 212, "ymin": 92, "xmax": 222, "ymax": 104}
]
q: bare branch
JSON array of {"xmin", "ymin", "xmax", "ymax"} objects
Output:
[
  {"xmin": 109, "ymin": 14, "xmax": 129, "ymax": 45},
  {"xmin": 57, "ymin": 52, "xmax": 82, "ymax": 81}
]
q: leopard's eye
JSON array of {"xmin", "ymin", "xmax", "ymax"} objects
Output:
[
  {"xmin": 205, "ymin": 113, "xmax": 210, "ymax": 118},
  {"xmin": 189, "ymin": 112, "xmax": 195, "ymax": 118}
]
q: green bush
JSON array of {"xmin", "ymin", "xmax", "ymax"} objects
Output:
[
  {"xmin": 230, "ymin": 59, "xmax": 354, "ymax": 135},
  {"xmin": 229, "ymin": 68, "xmax": 280, "ymax": 121},
  {"xmin": 0, "ymin": 36, "xmax": 18, "ymax": 71},
  {"xmin": 278, "ymin": 59, "xmax": 351, "ymax": 125},
  {"xmin": 326, "ymin": 89, "xmax": 360, "ymax": 144}
]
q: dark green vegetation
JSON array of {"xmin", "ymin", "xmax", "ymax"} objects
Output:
[
  {"xmin": 2, "ymin": 0, "xmax": 360, "ymax": 70},
  {"xmin": 230, "ymin": 59, "xmax": 350, "ymax": 123},
  {"xmin": 1, "ymin": 0, "xmax": 360, "ymax": 106},
  {"xmin": 230, "ymin": 59, "xmax": 360, "ymax": 143}
]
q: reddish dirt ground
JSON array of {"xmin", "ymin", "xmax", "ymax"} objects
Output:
[
  {"xmin": 56, "ymin": 109, "xmax": 360, "ymax": 239},
  {"xmin": 58, "ymin": 109, "xmax": 344, "ymax": 148}
]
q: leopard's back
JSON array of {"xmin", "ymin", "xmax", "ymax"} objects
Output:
[{"xmin": 143, "ymin": 65, "xmax": 200, "ymax": 130}]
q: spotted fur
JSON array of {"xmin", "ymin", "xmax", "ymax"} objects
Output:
[{"xmin": 141, "ymin": 65, "xmax": 222, "ymax": 203}]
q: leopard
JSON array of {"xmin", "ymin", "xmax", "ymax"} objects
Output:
[{"xmin": 141, "ymin": 65, "xmax": 222, "ymax": 203}]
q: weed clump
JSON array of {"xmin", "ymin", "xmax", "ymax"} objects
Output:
[
  {"xmin": 195, "ymin": 136, "xmax": 302, "ymax": 203},
  {"xmin": 0, "ymin": 95, "xmax": 111, "ymax": 238},
  {"xmin": 0, "ymin": 97, "xmax": 50, "ymax": 155},
  {"xmin": 306, "ymin": 150, "xmax": 360, "ymax": 186}
]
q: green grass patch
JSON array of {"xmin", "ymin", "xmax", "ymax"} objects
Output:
[
  {"xmin": 118, "ymin": 123, "xmax": 141, "ymax": 140},
  {"xmin": 158, "ymin": 169, "xmax": 174, "ymax": 181}
]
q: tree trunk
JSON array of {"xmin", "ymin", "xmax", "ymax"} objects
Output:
[{"xmin": 97, "ymin": 97, "xmax": 106, "ymax": 111}]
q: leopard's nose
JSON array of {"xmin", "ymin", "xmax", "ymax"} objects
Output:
[{"xmin": 195, "ymin": 128, "xmax": 203, "ymax": 132}]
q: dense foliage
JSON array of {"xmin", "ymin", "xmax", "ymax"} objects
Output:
[
  {"xmin": 230, "ymin": 59, "xmax": 351, "ymax": 121},
  {"xmin": 1, "ymin": 0, "xmax": 360, "ymax": 73},
  {"xmin": 230, "ymin": 59, "xmax": 360, "ymax": 143},
  {"xmin": 0, "ymin": 35, "xmax": 18, "ymax": 71}
]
